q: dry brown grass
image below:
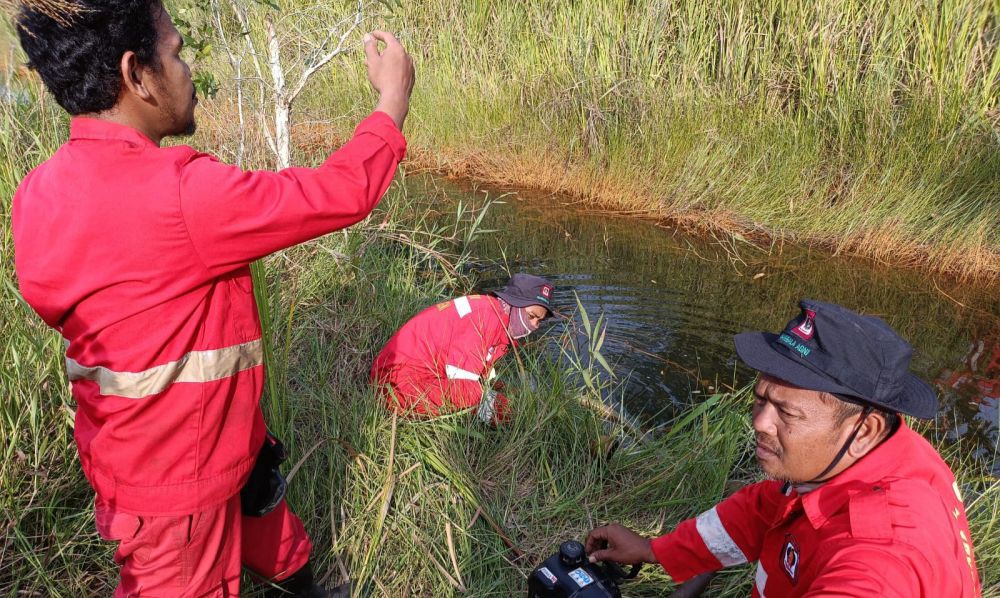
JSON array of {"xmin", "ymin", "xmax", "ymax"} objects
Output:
[{"xmin": 1, "ymin": 0, "xmax": 85, "ymax": 25}]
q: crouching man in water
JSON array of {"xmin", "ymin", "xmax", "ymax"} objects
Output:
[
  {"xmin": 372, "ymin": 274, "xmax": 554, "ymax": 423},
  {"xmin": 13, "ymin": 1, "xmax": 413, "ymax": 595},
  {"xmin": 586, "ymin": 300, "xmax": 982, "ymax": 597}
]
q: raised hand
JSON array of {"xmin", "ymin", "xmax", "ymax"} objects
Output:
[{"xmin": 363, "ymin": 30, "xmax": 415, "ymax": 130}]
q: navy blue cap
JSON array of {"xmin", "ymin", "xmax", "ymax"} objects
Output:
[
  {"xmin": 492, "ymin": 273, "xmax": 554, "ymax": 316},
  {"xmin": 734, "ymin": 299, "xmax": 938, "ymax": 419}
]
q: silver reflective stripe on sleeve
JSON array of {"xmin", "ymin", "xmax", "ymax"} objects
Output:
[
  {"xmin": 65, "ymin": 338, "xmax": 264, "ymax": 399},
  {"xmin": 695, "ymin": 506, "xmax": 748, "ymax": 567},
  {"xmin": 755, "ymin": 562, "xmax": 768, "ymax": 596},
  {"xmin": 445, "ymin": 364, "xmax": 480, "ymax": 381},
  {"xmin": 453, "ymin": 296, "xmax": 472, "ymax": 318}
]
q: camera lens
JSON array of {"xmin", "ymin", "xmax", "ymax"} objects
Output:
[{"xmin": 559, "ymin": 540, "xmax": 585, "ymax": 567}]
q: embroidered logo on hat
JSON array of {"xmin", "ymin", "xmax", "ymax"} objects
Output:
[
  {"xmin": 781, "ymin": 534, "xmax": 800, "ymax": 584},
  {"xmin": 541, "ymin": 285, "xmax": 552, "ymax": 299},
  {"xmin": 791, "ymin": 309, "xmax": 816, "ymax": 340}
]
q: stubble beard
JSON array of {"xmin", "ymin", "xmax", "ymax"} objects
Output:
[
  {"xmin": 175, "ymin": 97, "xmax": 197, "ymax": 137},
  {"xmin": 179, "ymin": 117, "xmax": 197, "ymax": 137},
  {"xmin": 755, "ymin": 433, "xmax": 788, "ymax": 481},
  {"xmin": 161, "ymin": 89, "xmax": 198, "ymax": 138}
]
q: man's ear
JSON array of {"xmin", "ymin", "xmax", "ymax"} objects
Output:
[
  {"xmin": 119, "ymin": 51, "xmax": 154, "ymax": 101},
  {"xmin": 848, "ymin": 411, "xmax": 887, "ymax": 458}
]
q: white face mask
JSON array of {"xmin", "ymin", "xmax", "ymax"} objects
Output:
[{"xmin": 509, "ymin": 307, "xmax": 538, "ymax": 339}]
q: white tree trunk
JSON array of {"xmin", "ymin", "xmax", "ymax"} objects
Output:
[{"xmin": 265, "ymin": 15, "xmax": 291, "ymax": 169}]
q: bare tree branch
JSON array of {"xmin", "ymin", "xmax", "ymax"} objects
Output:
[
  {"xmin": 213, "ymin": 0, "xmax": 380, "ymax": 168},
  {"xmin": 210, "ymin": 0, "xmax": 246, "ymax": 166},
  {"xmin": 228, "ymin": 0, "xmax": 278, "ymax": 157},
  {"xmin": 286, "ymin": 0, "xmax": 367, "ymax": 106}
]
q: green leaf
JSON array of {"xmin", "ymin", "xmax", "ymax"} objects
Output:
[
  {"xmin": 193, "ymin": 71, "xmax": 220, "ymax": 100},
  {"xmin": 196, "ymin": 43, "xmax": 214, "ymax": 61},
  {"xmin": 593, "ymin": 351, "xmax": 614, "ymax": 376},
  {"xmin": 575, "ymin": 291, "xmax": 591, "ymax": 336},
  {"xmin": 660, "ymin": 393, "xmax": 724, "ymax": 442}
]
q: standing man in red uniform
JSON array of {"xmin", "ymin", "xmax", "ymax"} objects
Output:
[
  {"xmin": 12, "ymin": 1, "xmax": 413, "ymax": 595},
  {"xmin": 586, "ymin": 300, "xmax": 982, "ymax": 597},
  {"xmin": 372, "ymin": 274, "xmax": 554, "ymax": 423}
]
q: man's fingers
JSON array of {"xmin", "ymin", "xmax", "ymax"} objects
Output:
[
  {"xmin": 363, "ymin": 33, "xmax": 380, "ymax": 61},
  {"xmin": 588, "ymin": 549, "xmax": 612, "ymax": 563},
  {"xmin": 584, "ymin": 527, "xmax": 608, "ymax": 553},
  {"xmin": 367, "ymin": 30, "xmax": 400, "ymax": 48}
]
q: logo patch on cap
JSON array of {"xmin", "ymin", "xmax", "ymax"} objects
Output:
[
  {"xmin": 541, "ymin": 285, "xmax": 552, "ymax": 298},
  {"xmin": 791, "ymin": 309, "xmax": 816, "ymax": 340},
  {"xmin": 780, "ymin": 534, "xmax": 800, "ymax": 584}
]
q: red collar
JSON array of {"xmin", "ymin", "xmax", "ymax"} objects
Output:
[
  {"xmin": 797, "ymin": 422, "xmax": 918, "ymax": 529},
  {"xmin": 69, "ymin": 117, "xmax": 158, "ymax": 148}
]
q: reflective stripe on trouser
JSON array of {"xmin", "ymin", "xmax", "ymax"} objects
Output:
[
  {"xmin": 65, "ymin": 338, "xmax": 264, "ymax": 399},
  {"xmin": 695, "ymin": 506, "xmax": 748, "ymax": 567}
]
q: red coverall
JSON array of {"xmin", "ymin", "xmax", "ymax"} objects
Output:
[
  {"xmin": 13, "ymin": 112, "xmax": 405, "ymax": 595},
  {"xmin": 371, "ymin": 294, "xmax": 512, "ymax": 420},
  {"xmin": 651, "ymin": 422, "xmax": 981, "ymax": 597}
]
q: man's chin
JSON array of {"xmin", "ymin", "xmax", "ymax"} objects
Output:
[
  {"xmin": 756, "ymin": 459, "xmax": 786, "ymax": 481},
  {"xmin": 170, "ymin": 120, "xmax": 197, "ymax": 138}
]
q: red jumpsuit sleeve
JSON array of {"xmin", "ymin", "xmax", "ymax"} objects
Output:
[
  {"xmin": 803, "ymin": 547, "xmax": 918, "ymax": 597},
  {"xmin": 178, "ymin": 112, "xmax": 405, "ymax": 275},
  {"xmin": 440, "ymin": 379, "xmax": 485, "ymax": 410},
  {"xmin": 440, "ymin": 298, "xmax": 509, "ymax": 410},
  {"xmin": 650, "ymin": 481, "xmax": 784, "ymax": 582}
]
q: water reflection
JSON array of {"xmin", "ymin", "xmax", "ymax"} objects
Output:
[
  {"xmin": 405, "ymin": 176, "xmax": 1000, "ymax": 473},
  {"xmin": 938, "ymin": 326, "xmax": 1000, "ymax": 473}
]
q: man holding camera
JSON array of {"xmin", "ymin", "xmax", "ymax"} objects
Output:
[
  {"xmin": 13, "ymin": 1, "xmax": 413, "ymax": 595},
  {"xmin": 586, "ymin": 300, "xmax": 982, "ymax": 596}
]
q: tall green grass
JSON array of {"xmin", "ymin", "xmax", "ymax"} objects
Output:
[
  {"xmin": 2, "ymin": 17, "xmax": 999, "ymax": 597},
  {"xmin": 291, "ymin": 0, "xmax": 1000, "ymax": 281}
]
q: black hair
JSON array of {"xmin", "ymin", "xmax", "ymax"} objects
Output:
[
  {"xmin": 17, "ymin": 0, "xmax": 162, "ymax": 115},
  {"xmin": 829, "ymin": 393, "xmax": 901, "ymax": 439}
]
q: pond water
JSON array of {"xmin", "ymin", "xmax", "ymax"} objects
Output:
[{"xmin": 409, "ymin": 176, "xmax": 999, "ymax": 473}]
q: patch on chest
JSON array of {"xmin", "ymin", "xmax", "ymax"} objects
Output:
[{"xmin": 780, "ymin": 534, "xmax": 801, "ymax": 585}]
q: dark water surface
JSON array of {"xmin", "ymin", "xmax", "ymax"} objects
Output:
[{"xmin": 408, "ymin": 176, "xmax": 999, "ymax": 472}]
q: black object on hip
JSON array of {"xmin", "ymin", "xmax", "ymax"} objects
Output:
[
  {"xmin": 528, "ymin": 540, "xmax": 640, "ymax": 597},
  {"xmin": 240, "ymin": 430, "xmax": 288, "ymax": 517}
]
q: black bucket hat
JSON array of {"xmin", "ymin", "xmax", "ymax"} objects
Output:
[
  {"xmin": 492, "ymin": 273, "xmax": 555, "ymax": 316},
  {"xmin": 734, "ymin": 299, "xmax": 938, "ymax": 419}
]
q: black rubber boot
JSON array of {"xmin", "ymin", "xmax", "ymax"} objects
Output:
[{"xmin": 262, "ymin": 562, "xmax": 351, "ymax": 598}]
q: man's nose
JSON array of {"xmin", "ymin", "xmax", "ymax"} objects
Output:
[{"xmin": 752, "ymin": 402, "xmax": 777, "ymax": 436}]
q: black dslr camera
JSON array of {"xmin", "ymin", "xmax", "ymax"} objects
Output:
[{"xmin": 527, "ymin": 540, "xmax": 641, "ymax": 598}]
